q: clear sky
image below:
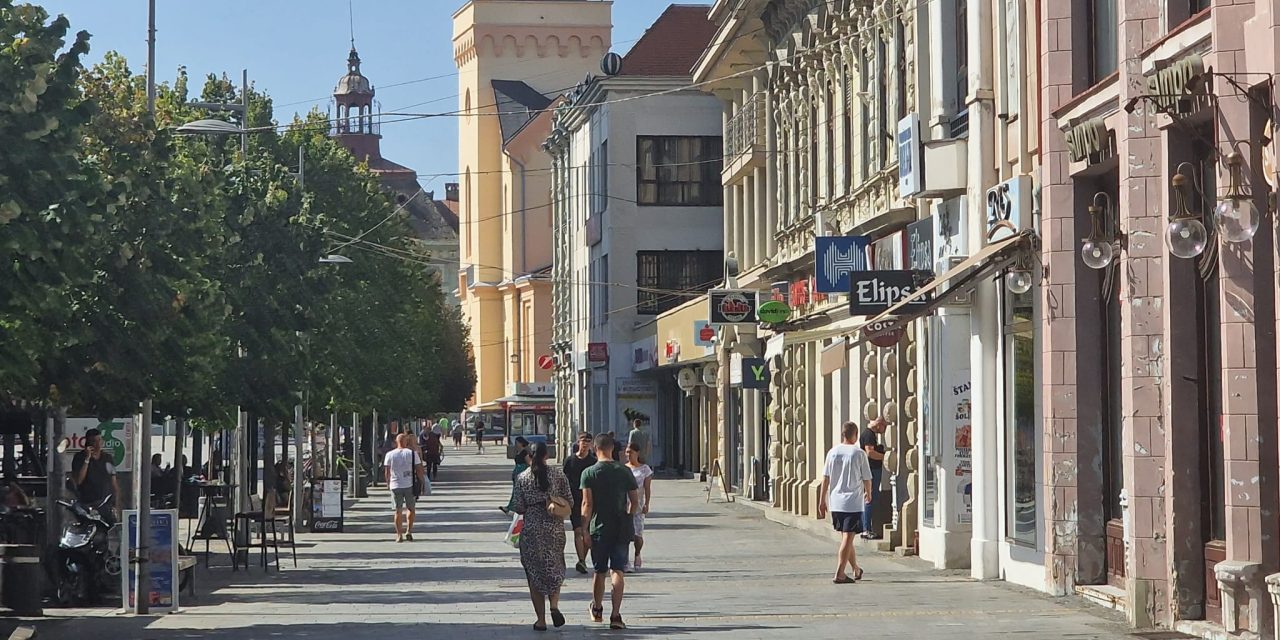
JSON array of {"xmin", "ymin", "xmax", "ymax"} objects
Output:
[{"xmin": 38, "ymin": 0, "xmax": 678, "ymax": 195}]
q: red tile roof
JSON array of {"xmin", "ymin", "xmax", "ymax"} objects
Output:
[{"xmin": 619, "ymin": 4, "xmax": 717, "ymax": 78}]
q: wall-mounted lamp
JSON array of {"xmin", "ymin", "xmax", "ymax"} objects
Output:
[
  {"xmin": 1081, "ymin": 192, "xmax": 1118, "ymax": 270},
  {"xmin": 1166, "ymin": 163, "xmax": 1210, "ymax": 259},
  {"xmin": 1215, "ymin": 151, "xmax": 1261, "ymax": 243}
]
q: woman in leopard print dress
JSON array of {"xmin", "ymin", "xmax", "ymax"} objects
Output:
[{"xmin": 512, "ymin": 442, "xmax": 573, "ymax": 631}]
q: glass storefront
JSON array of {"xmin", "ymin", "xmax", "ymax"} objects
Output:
[{"xmin": 1004, "ymin": 289, "xmax": 1038, "ymax": 546}]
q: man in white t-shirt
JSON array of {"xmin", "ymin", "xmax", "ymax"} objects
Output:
[
  {"xmin": 817, "ymin": 421, "xmax": 874, "ymax": 584},
  {"xmin": 383, "ymin": 433, "xmax": 424, "ymax": 543}
]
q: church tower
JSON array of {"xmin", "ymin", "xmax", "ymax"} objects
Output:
[{"xmin": 333, "ymin": 47, "xmax": 381, "ymax": 163}]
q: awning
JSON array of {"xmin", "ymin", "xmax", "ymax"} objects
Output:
[
  {"xmin": 495, "ymin": 394, "xmax": 555, "ymax": 406},
  {"xmin": 850, "ymin": 231, "xmax": 1036, "ymax": 346}
]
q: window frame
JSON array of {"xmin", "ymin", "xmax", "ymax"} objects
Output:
[
  {"xmin": 635, "ymin": 250, "xmax": 725, "ymax": 315},
  {"xmin": 635, "ymin": 136, "xmax": 724, "ymax": 207}
]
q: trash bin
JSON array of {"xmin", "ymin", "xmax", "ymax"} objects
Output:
[{"xmin": 0, "ymin": 544, "xmax": 43, "ymax": 615}]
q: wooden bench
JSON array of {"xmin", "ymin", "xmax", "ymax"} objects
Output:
[{"xmin": 178, "ymin": 555, "xmax": 197, "ymax": 599}]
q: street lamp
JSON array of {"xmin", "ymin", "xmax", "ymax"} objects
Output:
[{"xmin": 320, "ymin": 254, "xmax": 354, "ymax": 264}]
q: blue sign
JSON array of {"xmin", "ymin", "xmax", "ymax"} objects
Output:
[
  {"xmin": 123, "ymin": 509, "xmax": 179, "ymax": 612},
  {"xmin": 815, "ymin": 236, "xmax": 871, "ymax": 294},
  {"xmin": 693, "ymin": 320, "xmax": 714, "ymax": 347}
]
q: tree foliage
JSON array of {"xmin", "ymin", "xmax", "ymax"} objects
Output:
[{"xmin": 1, "ymin": 3, "xmax": 475, "ymax": 423}]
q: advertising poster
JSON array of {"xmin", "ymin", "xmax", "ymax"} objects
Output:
[
  {"xmin": 311, "ymin": 478, "xmax": 344, "ymax": 532},
  {"xmin": 615, "ymin": 378, "xmax": 660, "ymax": 468},
  {"xmin": 950, "ymin": 369, "xmax": 973, "ymax": 525},
  {"xmin": 123, "ymin": 509, "xmax": 178, "ymax": 612},
  {"xmin": 64, "ymin": 417, "xmax": 134, "ymax": 471}
]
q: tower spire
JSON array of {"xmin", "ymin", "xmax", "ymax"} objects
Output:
[{"xmin": 348, "ymin": 0, "xmax": 356, "ymax": 50}]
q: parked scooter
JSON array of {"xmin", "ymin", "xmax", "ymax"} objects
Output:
[{"xmin": 51, "ymin": 497, "xmax": 120, "ymax": 606}]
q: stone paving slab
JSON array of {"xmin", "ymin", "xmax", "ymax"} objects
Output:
[{"xmin": 14, "ymin": 451, "xmax": 1149, "ymax": 639}]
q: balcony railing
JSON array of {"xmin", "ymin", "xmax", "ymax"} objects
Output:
[{"xmin": 725, "ymin": 91, "xmax": 766, "ymax": 160}]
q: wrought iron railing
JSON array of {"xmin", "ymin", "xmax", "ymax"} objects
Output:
[{"xmin": 725, "ymin": 91, "xmax": 766, "ymax": 160}]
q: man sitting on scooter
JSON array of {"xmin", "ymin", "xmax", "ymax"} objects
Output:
[{"xmin": 71, "ymin": 429, "xmax": 121, "ymax": 521}]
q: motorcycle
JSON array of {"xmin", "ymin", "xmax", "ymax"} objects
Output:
[{"xmin": 51, "ymin": 496, "xmax": 120, "ymax": 606}]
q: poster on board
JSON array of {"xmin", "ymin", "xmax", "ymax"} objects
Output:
[
  {"xmin": 311, "ymin": 478, "xmax": 344, "ymax": 532},
  {"xmin": 123, "ymin": 509, "xmax": 179, "ymax": 612}
]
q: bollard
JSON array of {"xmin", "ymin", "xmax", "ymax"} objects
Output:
[{"xmin": 0, "ymin": 545, "xmax": 43, "ymax": 616}]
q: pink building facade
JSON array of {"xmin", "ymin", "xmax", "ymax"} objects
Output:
[{"xmin": 1040, "ymin": 0, "xmax": 1280, "ymax": 636}]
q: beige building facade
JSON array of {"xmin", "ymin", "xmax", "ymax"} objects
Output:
[{"xmin": 452, "ymin": 0, "xmax": 611, "ymax": 414}]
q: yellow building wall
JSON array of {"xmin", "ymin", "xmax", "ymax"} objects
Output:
[{"xmin": 453, "ymin": 0, "xmax": 611, "ymax": 407}]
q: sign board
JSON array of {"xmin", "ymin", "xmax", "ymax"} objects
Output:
[
  {"xmin": 757, "ymin": 300, "xmax": 792, "ymax": 325},
  {"xmin": 694, "ymin": 321, "xmax": 715, "ymax": 347},
  {"xmin": 708, "ymin": 289, "xmax": 759, "ymax": 325},
  {"xmin": 123, "ymin": 509, "xmax": 179, "ymax": 612},
  {"xmin": 906, "ymin": 217, "xmax": 935, "ymax": 272},
  {"xmin": 815, "ymin": 236, "xmax": 870, "ymax": 294},
  {"xmin": 507, "ymin": 382, "xmax": 554, "ymax": 397},
  {"xmin": 1064, "ymin": 117, "xmax": 1115, "ymax": 165},
  {"xmin": 862, "ymin": 318, "xmax": 905, "ymax": 348},
  {"xmin": 64, "ymin": 418, "xmax": 134, "ymax": 472},
  {"xmin": 849, "ymin": 270, "xmax": 935, "ymax": 316},
  {"xmin": 985, "ymin": 175, "xmax": 1033, "ymax": 243},
  {"xmin": 537, "ymin": 355, "xmax": 555, "ymax": 371},
  {"xmin": 311, "ymin": 478, "xmax": 344, "ymax": 532},
  {"xmin": 1147, "ymin": 53, "xmax": 1206, "ymax": 115},
  {"xmin": 664, "ymin": 340, "xmax": 681, "ymax": 362},
  {"xmin": 587, "ymin": 342, "xmax": 609, "ymax": 365},
  {"xmin": 740, "ymin": 358, "xmax": 770, "ymax": 390},
  {"xmin": 898, "ymin": 114, "xmax": 922, "ymax": 197},
  {"xmin": 631, "ymin": 335, "xmax": 658, "ymax": 372}
]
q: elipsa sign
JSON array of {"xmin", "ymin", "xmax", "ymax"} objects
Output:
[
  {"xmin": 848, "ymin": 270, "xmax": 935, "ymax": 315},
  {"xmin": 708, "ymin": 289, "xmax": 759, "ymax": 325}
]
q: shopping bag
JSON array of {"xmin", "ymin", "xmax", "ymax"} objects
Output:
[
  {"xmin": 421, "ymin": 475, "xmax": 432, "ymax": 496},
  {"xmin": 504, "ymin": 513, "xmax": 524, "ymax": 548}
]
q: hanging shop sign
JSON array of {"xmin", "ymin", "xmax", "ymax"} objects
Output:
[
  {"xmin": 820, "ymin": 338, "xmax": 848, "ymax": 375},
  {"xmin": 1147, "ymin": 53, "xmax": 1207, "ymax": 115},
  {"xmin": 537, "ymin": 355, "xmax": 555, "ymax": 371},
  {"xmin": 64, "ymin": 418, "xmax": 134, "ymax": 472},
  {"xmin": 898, "ymin": 114, "xmax": 923, "ymax": 197},
  {"xmin": 861, "ymin": 318, "xmax": 905, "ymax": 348},
  {"xmin": 587, "ymin": 342, "xmax": 609, "ymax": 365},
  {"xmin": 1064, "ymin": 117, "xmax": 1115, "ymax": 165},
  {"xmin": 694, "ymin": 320, "xmax": 715, "ymax": 347},
  {"xmin": 848, "ymin": 270, "xmax": 935, "ymax": 316},
  {"xmin": 985, "ymin": 175, "xmax": 1033, "ymax": 244},
  {"xmin": 709, "ymin": 289, "xmax": 759, "ymax": 325},
  {"xmin": 740, "ymin": 357, "xmax": 770, "ymax": 390},
  {"xmin": 906, "ymin": 217, "xmax": 935, "ymax": 272},
  {"xmin": 815, "ymin": 236, "xmax": 871, "ymax": 294},
  {"xmin": 757, "ymin": 300, "xmax": 792, "ymax": 325}
]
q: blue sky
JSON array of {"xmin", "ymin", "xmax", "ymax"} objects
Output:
[{"xmin": 39, "ymin": 0, "xmax": 677, "ymax": 194}]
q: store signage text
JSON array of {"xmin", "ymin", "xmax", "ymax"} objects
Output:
[
  {"xmin": 1147, "ymin": 53, "xmax": 1206, "ymax": 115},
  {"xmin": 848, "ymin": 270, "xmax": 934, "ymax": 316},
  {"xmin": 741, "ymin": 357, "xmax": 770, "ymax": 390},
  {"xmin": 1065, "ymin": 117, "xmax": 1115, "ymax": 165},
  {"xmin": 709, "ymin": 289, "xmax": 759, "ymax": 325},
  {"xmin": 985, "ymin": 175, "xmax": 1032, "ymax": 243}
]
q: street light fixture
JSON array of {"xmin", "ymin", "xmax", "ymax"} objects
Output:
[
  {"xmin": 320, "ymin": 254, "xmax": 354, "ymax": 264},
  {"xmin": 1166, "ymin": 163, "xmax": 1210, "ymax": 259},
  {"xmin": 1081, "ymin": 192, "xmax": 1118, "ymax": 270},
  {"xmin": 1215, "ymin": 151, "xmax": 1261, "ymax": 243}
]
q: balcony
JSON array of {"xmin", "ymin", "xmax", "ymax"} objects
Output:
[{"xmin": 723, "ymin": 91, "xmax": 765, "ymax": 184}]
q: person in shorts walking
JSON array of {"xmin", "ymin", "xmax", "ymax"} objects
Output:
[
  {"xmin": 580, "ymin": 433, "xmax": 639, "ymax": 629},
  {"xmin": 474, "ymin": 420, "xmax": 487, "ymax": 454},
  {"xmin": 817, "ymin": 421, "xmax": 873, "ymax": 584},
  {"xmin": 562, "ymin": 431, "xmax": 597, "ymax": 574},
  {"xmin": 383, "ymin": 433, "xmax": 424, "ymax": 542}
]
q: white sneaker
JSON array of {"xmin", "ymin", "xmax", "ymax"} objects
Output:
[{"xmin": 623, "ymin": 563, "xmax": 634, "ymax": 573}]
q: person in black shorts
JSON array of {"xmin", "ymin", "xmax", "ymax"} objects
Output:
[
  {"xmin": 580, "ymin": 433, "xmax": 639, "ymax": 630},
  {"xmin": 562, "ymin": 431, "xmax": 597, "ymax": 574},
  {"xmin": 818, "ymin": 422, "xmax": 874, "ymax": 583},
  {"xmin": 859, "ymin": 417, "xmax": 888, "ymax": 538}
]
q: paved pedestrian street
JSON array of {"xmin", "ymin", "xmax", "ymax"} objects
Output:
[{"xmin": 23, "ymin": 453, "xmax": 1146, "ymax": 639}]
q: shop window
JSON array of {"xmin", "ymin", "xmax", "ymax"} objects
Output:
[
  {"xmin": 1003, "ymin": 288, "xmax": 1037, "ymax": 546},
  {"xmin": 636, "ymin": 136, "xmax": 723, "ymax": 206}
]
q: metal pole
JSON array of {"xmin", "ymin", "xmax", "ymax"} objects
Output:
[
  {"xmin": 233, "ymin": 409, "xmax": 248, "ymax": 545},
  {"xmin": 240, "ymin": 70, "xmax": 249, "ymax": 158},
  {"xmin": 348, "ymin": 412, "xmax": 358, "ymax": 498},
  {"xmin": 133, "ymin": 399, "xmax": 153, "ymax": 615},
  {"xmin": 292, "ymin": 405, "xmax": 304, "ymax": 529},
  {"xmin": 146, "ymin": 0, "xmax": 155, "ymax": 116},
  {"xmin": 328, "ymin": 412, "xmax": 337, "ymax": 476},
  {"xmin": 174, "ymin": 418, "xmax": 185, "ymax": 521},
  {"xmin": 370, "ymin": 409, "xmax": 378, "ymax": 486},
  {"xmin": 46, "ymin": 409, "xmax": 65, "ymax": 547}
]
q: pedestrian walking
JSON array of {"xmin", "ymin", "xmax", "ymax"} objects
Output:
[
  {"xmin": 623, "ymin": 441, "xmax": 653, "ymax": 572},
  {"xmin": 626, "ymin": 418, "xmax": 651, "ymax": 464},
  {"xmin": 383, "ymin": 433, "xmax": 424, "ymax": 542},
  {"xmin": 817, "ymin": 421, "xmax": 874, "ymax": 583},
  {"xmin": 511, "ymin": 442, "xmax": 573, "ymax": 631},
  {"xmin": 580, "ymin": 433, "xmax": 640, "ymax": 630},
  {"xmin": 423, "ymin": 430, "xmax": 444, "ymax": 481},
  {"xmin": 501, "ymin": 437, "xmax": 530, "ymax": 515},
  {"xmin": 859, "ymin": 417, "xmax": 888, "ymax": 539},
  {"xmin": 474, "ymin": 420, "xmax": 487, "ymax": 454},
  {"xmin": 451, "ymin": 420, "xmax": 463, "ymax": 449},
  {"xmin": 562, "ymin": 431, "xmax": 597, "ymax": 574}
]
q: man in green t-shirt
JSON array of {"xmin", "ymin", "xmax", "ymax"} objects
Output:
[{"xmin": 580, "ymin": 433, "xmax": 640, "ymax": 630}]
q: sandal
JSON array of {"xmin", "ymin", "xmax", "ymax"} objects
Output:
[
  {"xmin": 533, "ymin": 622, "xmax": 547, "ymax": 632},
  {"xmin": 610, "ymin": 615, "xmax": 627, "ymax": 630},
  {"xmin": 854, "ymin": 566, "xmax": 864, "ymax": 581},
  {"xmin": 833, "ymin": 576, "xmax": 855, "ymax": 584},
  {"xmin": 589, "ymin": 602, "xmax": 604, "ymax": 623},
  {"xmin": 550, "ymin": 608, "xmax": 565, "ymax": 628}
]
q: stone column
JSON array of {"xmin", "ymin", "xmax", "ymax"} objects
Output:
[
  {"xmin": 1267, "ymin": 573, "xmax": 1280, "ymax": 640},
  {"xmin": 723, "ymin": 100, "xmax": 736, "ymax": 259}
]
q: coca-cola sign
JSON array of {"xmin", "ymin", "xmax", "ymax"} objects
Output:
[{"xmin": 709, "ymin": 289, "xmax": 759, "ymax": 325}]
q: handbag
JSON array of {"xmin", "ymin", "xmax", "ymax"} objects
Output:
[{"xmin": 547, "ymin": 495, "xmax": 572, "ymax": 520}]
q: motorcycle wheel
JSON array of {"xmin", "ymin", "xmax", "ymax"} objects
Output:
[{"xmin": 55, "ymin": 567, "xmax": 86, "ymax": 607}]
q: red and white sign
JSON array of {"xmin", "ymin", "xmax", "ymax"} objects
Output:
[
  {"xmin": 587, "ymin": 342, "xmax": 609, "ymax": 364},
  {"xmin": 537, "ymin": 355, "xmax": 555, "ymax": 371},
  {"xmin": 862, "ymin": 319, "xmax": 904, "ymax": 348},
  {"xmin": 665, "ymin": 340, "xmax": 681, "ymax": 362}
]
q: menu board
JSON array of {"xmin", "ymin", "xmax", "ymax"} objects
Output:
[
  {"xmin": 311, "ymin": 478, "xmax": 344, "ymax": 532},
  {"xmin": 122, "ymin": 509, "xmax": 178, "ymax": 612}
]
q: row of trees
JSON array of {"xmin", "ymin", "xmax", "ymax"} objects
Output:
[{"xmin": 1, "ymin": 2, "xmax": 475, "ymax": 429}]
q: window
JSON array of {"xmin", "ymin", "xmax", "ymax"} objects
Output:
[
  {"xmin": 825, "ymin": 84, "xmax": 835, "ymax": 199},
  {"xmin": 952, "ymin": 0, "xmax": 971, "ymax": 137},
  {"xmin": 842, "ymin": 61, "xmax": 854, "ymax": 194},
  {"xmin": 877, "ymin": 34, "xmax": 889, "ymax": 169},
  {"xmin": 860, "ymin": 46, "xmax": 872, "ymax": 181},
  {"xmin": 636, "ymin": 136, "xmax": 723, "ymax": 206},
  {"xmin": 636, "ymin": 250, "xmax": 724, "ymax": 315},
  {"xmin": 895, "ymin": 18, "xmax": 908, "ymax": 121},
  {"xmin": 1088, "ymin": 0, "xmax": 1118, "ymax": 84},
  {"xmin": 1004, "ymin": 288, "xmax": 1037, "ymax": 547},
  {"xmin": 590, "ymin": 254, "xmax": 609, "ymax": 325}
]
